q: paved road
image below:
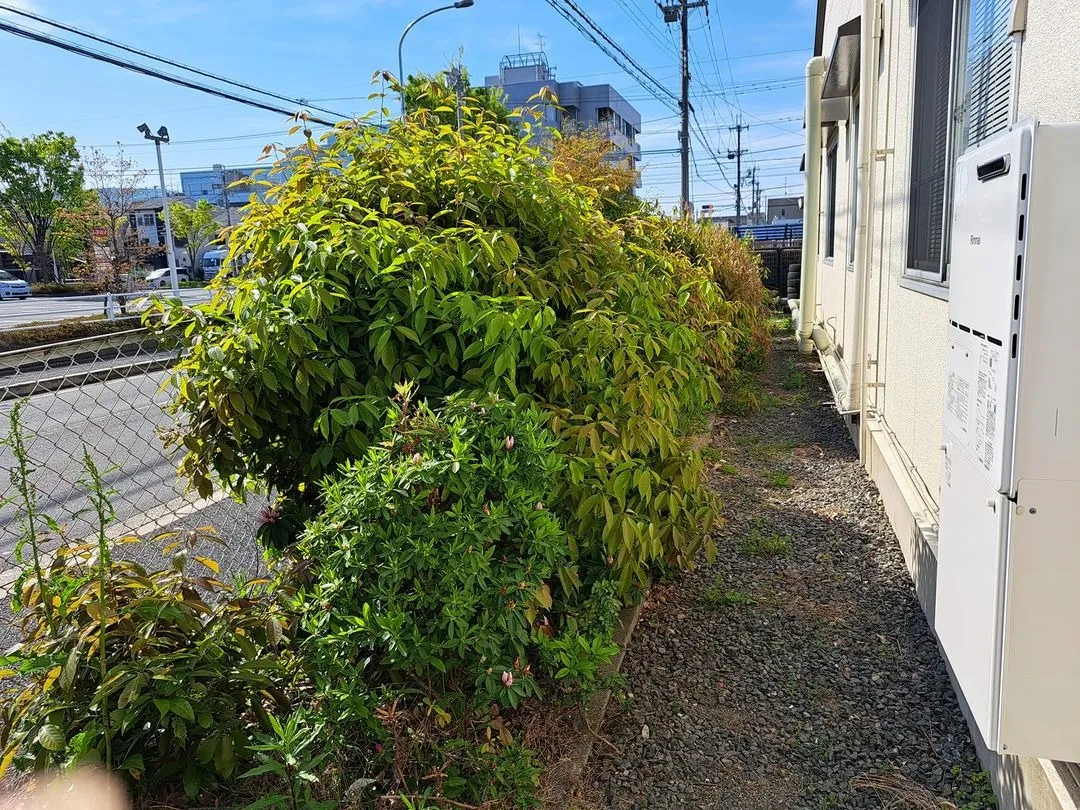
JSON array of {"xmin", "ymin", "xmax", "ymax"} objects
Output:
[
  {"xmin": 0, "ymin": 288, "xmax": 212, "ymax": 329},
  {"xmin": 0, "ymin": 368, "xmax": 264, "ymax": 581}
]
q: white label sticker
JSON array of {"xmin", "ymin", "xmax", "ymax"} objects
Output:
[
  {"xmin": 946, "ymin": 368, "xmax": 971, "ymax": 440},
  {"xmin": 974, "ymin": 343, "xmax": 1001, "ymax": 475}
]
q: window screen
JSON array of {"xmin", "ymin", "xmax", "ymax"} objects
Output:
[
  {"xmin": 960, "ymin": 0, "xmax": 1014, "ymax": 150},
  {"xmin": 906, "ymin": 0, "xmax": 954, "ymax": 275},
  {"xmin": 825, "ymin": 140, "xmax": 838, "ymax": 258}
]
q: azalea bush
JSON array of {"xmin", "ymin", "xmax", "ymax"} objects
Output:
[{"xmin": 292, "ymin": 390, "xmax": 618, "ymax": 711}]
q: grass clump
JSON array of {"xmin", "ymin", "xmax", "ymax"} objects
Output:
[
  {"xmin": 766, "ymin": 470, "xmax": 792, "ymax": 488},
  {"xmin": 739, "ymin": 525, "xmax": 793, "ymax": 557},
  {"xmin": 702, "ymin": 574, "xmax": 756, "ymax": 609}
]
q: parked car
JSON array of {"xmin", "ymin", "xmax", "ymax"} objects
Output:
[
  {"xmin": 144, "ymin": 267, "xmax": 190, "ymax": 288},
  {"xmin": 0, "ymin": 269, "xmax": 31, "ymax": 300}
]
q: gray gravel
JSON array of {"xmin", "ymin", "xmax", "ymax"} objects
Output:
[{"xmin": 587, "ymin": 328, "xmax": 988, "ymax": 809}]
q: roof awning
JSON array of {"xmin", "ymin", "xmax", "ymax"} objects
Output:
[{"xmin": 821, "ymin": 16, "xmax": 860, "ymax": 122}]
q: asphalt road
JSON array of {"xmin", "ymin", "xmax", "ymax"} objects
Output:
[
  {"xmin": 0, "ymin": 288, "xmax": 212, "ymax": 329},
  {"xmin": 0, "ymin": 368, "xmax": 264, "ymax": 584}
]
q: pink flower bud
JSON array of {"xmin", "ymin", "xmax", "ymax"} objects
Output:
[
  {"xmin": 410, "ymin": 453, "xmax": 422, "ymax": 464},
  {"xmin": 503, "ymin": 435, "xmax": 515, "ymax": 451},
  {"xmin": 502, "ymin": 670, "xmax": 514, "ymax": 687}
]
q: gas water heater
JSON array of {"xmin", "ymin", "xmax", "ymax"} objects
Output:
[{"xmin": 937, "ymin": 120, "xmax": 1080, "ymax": 761}]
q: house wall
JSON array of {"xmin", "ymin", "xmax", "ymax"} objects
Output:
[{"xmin": 811, "ymin": 0, "xmax": 1080, "ymax": 807}]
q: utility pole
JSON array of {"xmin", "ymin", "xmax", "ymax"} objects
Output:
[
  {"xmin": 750, "ymin": 167, "xmax": 762, "ymax": 223},
  {"xmin": 727, "ymin": 118, "xmax": 748, "ymax": 227},
  {"xmin": 214, "ymin": 163, "xmax": 232, "ymax": 227},
  {"xmin": 660, "ymin": 0, "xmax": 708, "ymax": 216}
]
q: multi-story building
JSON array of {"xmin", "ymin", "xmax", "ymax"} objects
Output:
[
  {"xmin": 180, "ymin": 165, "xmax": 266, "ymax": 216},
  {"xmin": 484, "ymin": 51, "xmax": 642, "ymax": 168}
]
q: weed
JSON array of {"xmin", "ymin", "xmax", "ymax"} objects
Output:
[
  {"xmin": 719, "ymin": 371, "xmax": 763, "ymax": 416},
  {"xmin": 701, "ymin": 446, "xmax": 723, "ymax": 462},
  {"xmin": 240, "ymin": 710, "xmax": 337, "ymax": 810},
  {"xmin": 766, "ymin": 470, "xmax": 792, "ymax": 488},
  {"xmin": 952, "ymin": 767, "xmax": 997, "ymax": 809},
  {"xmin": 781, "ymin": 359, "xmax": 807, "ymax": 391},
  {"xmin": 769, "ymin": 314, "xmax": 794, "ymax": 333},
  {"xmin": 719, "ymin": 461, "xmax": 739, "ymax": 476},
  {"xmin": 702, "ymin": 573, "xmax": 756, "ymax": 608},
  {"xmin": 739, "ymin": 527, "xmax": 793, "ymax": 557}
]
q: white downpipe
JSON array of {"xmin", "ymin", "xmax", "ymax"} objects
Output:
[
  {"xmin": 845, "ymin": 0, "xmax": 882, "ymax": 419},
  {"xmin": 798, "ymin": 57, "xmax": 827, "ymax": 354}
]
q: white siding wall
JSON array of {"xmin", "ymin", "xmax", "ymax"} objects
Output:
[
  {"xmin": 1017, "ymin": 0, "xmax": 1080, "ymax": 125},
  {"xmin": 813, "ymin": 0, "xmax": 1080, "ymax": 507}
]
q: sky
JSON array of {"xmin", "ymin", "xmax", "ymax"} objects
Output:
[{"xmin": 0, "ymin": 0, "xmax": 814, "ymax": 216}]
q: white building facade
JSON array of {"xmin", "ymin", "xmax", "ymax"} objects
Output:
[{"xmin": 798, "ymin": 0, "xmax": 1080, "ymax": 807}]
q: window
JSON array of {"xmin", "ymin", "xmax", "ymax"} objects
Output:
[
  {"xmin": 959, "ymin": 0, "xmax": 1014, "ymax": 150},
  {"xmin": 907, "ymin": 0, "xmax": 955, "ymax": 278},
  {"xmin": 906, "ymin": 0, "xmax": 1014, "ymax": 285},
  {"xmin": 824, "ymin": 137, "xmax": 838, "ymax": 259},
  {"xmin": 848, "ymin": 99, "xmax": 860, "ymax": 265}
]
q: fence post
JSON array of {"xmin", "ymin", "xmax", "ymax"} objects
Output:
[{"xmin": 105, "ymin": 293, "xmax": 115, "ymax": 321}]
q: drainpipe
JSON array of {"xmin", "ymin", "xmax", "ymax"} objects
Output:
[
  {"xmin": 798, "ymin": 56, "xmax": 827, "ymax": 354},
  {"xmin": 845, "ymin": 0, "xmax": 883, "ymax": 419}
]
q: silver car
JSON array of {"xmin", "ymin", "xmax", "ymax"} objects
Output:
[{"xmin": 0, "ymin": 269, "xmax": 31, "ymax": 300}]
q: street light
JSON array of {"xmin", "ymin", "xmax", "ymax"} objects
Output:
[
  {"xmin": 397, "ymin": 0, "xmax": 475, "ymax": 120},
  {"xmin": 137, "ymin": 122, "xmax": 179, "ymax": 295}
]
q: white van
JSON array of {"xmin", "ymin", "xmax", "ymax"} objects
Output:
[{"xmin": 202, "ymin": 248, "xmax": 229, "ymax": 281}]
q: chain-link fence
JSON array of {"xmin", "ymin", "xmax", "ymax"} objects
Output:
[{"xmin": 1, "ymin": 307, "xmax": 266, "ymax": 643}]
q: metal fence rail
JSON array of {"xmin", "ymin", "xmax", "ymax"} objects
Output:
[{"xmin": 0, "ymin": 324, "xmax": 266, "ymax": 643}]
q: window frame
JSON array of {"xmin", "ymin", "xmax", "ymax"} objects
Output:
[
  {"xmin": 847, "ymin": 94, "xmax": 860, "ymax": 267},
  {"xmin": 903, "ymin": 0, "xmax": 963, "ymax": 287},
  {"xmin": 903, "ymin": 0, "xmax": 1013, "ymax": 292},
  {"xmin": 824, "ymin": 131, "xmax": 839, "ymax": 261}
]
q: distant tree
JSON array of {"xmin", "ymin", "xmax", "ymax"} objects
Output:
[
  {"xmin": 403, "ymin": 66, "xmax": 516, "ymax": 130},
  {"xmin": 165, "ymin": 199, "xmax": 220, "ymax": 278},
  {"xmin": 82, "ymin": 146, "xmax": 151, "ymax": 287},
  {"xmin": 551, "ymin": 128, "xmax": 640, "ymax": 218},
  {"xmin": 0, "ymin": 132, "xmax": 85, "ymax": 282},
  {"xmin": 50, "ymin": 192, "xmax": 103, "ymax": 279}
]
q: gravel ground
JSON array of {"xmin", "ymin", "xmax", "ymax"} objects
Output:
[{"xmin": 586, "ymin": 326, "xmax": 989, "ymax": 810}]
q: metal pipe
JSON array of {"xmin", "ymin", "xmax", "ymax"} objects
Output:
[
  {"xmin": 845, "ymin": 0, "xmax": 883, "ymax": 421},
  {"xmin": 152, "ymin": 139, "xmax": 179, "ymax": 295},
  {"xmin": 798, "ymin": 56, "xmax": 827, "ymax": 354},
  {"xmin": 397, "ymin": 1, "xmax": 474, "ymax": 120}
]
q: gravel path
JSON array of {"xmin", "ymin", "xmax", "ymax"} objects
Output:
[{"xmin": 586, "ymin": 326, "xmax": 989, "ymax": 810}]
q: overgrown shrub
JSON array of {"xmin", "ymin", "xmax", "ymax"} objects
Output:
[
  {"xmin": 155, "ymin": 91, "xmax": 762, "ymax": 593},
  {"xmin": 292, "ymin": 391, "xmax": 617, "ymax": 711}
]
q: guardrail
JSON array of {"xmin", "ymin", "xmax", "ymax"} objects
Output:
[
  {"xmin": 0, "ymin": 288, "xmax": 212, "ymax": 331},
  {"xmin": 0, "ymin": 328, "xmax": 178, "ymax": 402}
]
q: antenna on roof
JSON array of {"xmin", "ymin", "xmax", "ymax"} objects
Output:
[
  {"xmin": 537, "ymin": 32, "xmax": 546, "ymax": 54},
  {"xmin": 517, "ymin": 24, "xmax": 521, "ymax": 54}
]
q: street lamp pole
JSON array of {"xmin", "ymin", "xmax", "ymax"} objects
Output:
[
  {"xmin": 138, "ymin": 123, "xmax": 179, "ymax": 295},
  {"xmin": 397, "ymin": 0, "xmax": 475, "ymax": 120}
]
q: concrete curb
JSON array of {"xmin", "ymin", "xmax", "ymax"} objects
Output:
[{"xmin": 547, "ymin": 593, "xmax": 648, "ymax": 808}]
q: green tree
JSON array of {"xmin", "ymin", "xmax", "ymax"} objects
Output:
[
  {"xmin": 165, "ymin": 199, "xmax": 220, "ymax": 278},
  {"xmin": 0, "ymin": 132, "xmax": 85, "ymax": 282},
  {"xmin": 404, "ymin": 66, "xmax": 515, "ymax": 129}
]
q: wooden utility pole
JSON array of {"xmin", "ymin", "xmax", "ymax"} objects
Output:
[{"xmin": 659, "ymin": 0, "xmax": 708, "ymax": 215}]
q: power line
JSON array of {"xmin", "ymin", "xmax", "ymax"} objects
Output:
[
  {"xmin": 543, "ymin": 0, "xmax": 679, "ymax": 111},
  {"xmin": 0, "ymin": 3, "xmax": 350, "ymax": 121},
  {"xmin": 0, "ymin": 20, "xmax": 342, "ymax": 127}
]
